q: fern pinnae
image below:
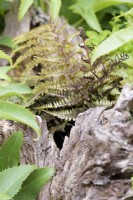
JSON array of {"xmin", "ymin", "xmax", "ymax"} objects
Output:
[
  {"xmin": 34, "ymin": 56, "xmax": 62, "ymax": 63},
  {"xmin": 36, "ymin": 95, "xmax": 82, "ymax": 109},
  {"xmin": 66, "ymin": 32, "xmax": 80, "ymax": 43},
  {"xmin": 93, "ymin": 99, "xmax": 115, "ymax": 107},
  {"xmin": 43, "ymin": 108, "xmax": 78, "ymax": 121},
  {"xmin": 13, "ymin": 25, "xmax": 52, "ymax": 44}
]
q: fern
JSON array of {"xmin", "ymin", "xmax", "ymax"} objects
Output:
[{"xmin": 12, "ymin": 22, "xmax": 128, "ymax": 120}]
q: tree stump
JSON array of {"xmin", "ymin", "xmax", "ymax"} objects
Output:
[{"xmin": 1, "ymin": 84, "xmax": 133, "ymax": 200}]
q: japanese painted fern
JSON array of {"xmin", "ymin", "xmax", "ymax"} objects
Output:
[{"xmin": 12, "ymin": 22, "xmax": 128, "ymax": 120}]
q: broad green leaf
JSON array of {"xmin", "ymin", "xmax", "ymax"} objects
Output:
[
  {"xmin": 0, "ymin": 36, "xmax": 15, "ymax": 49},
  {"xmin": 0, "ymin": 50, "xmax": 12, "ymax": 66},
  {"xmin": 0, "ymin": 66, "xmax": 11, "ymax": 81},
  {"xmin": 50, "ymin": 0, "xmax": 62, "ymax": 21},
  {"xmin": 94, "ymin": 0, "xmax": 133, "ymax": 12},
  {"xmin": 0, "ymin": 193, "xmax": 11, "ymax": 200},
  {"xmin": 0, "ymin": 101, "xmax": 41, "ymax": 138},
  {"xmin": 0, "ymin": 84, "xmax": 33, "ymax": 98},
  {"xmin": 0, "ymin": 131, "xmax": 23, "ymax": 171},
  {"xmin": 91, "ymin": 27, "xmax": 133, "ymax": 64},
  {"xmin": 0, "ymin": 165, "xmax": 36, "ymax": 198},
  {"xmin": 14, "ymin": 167, "xmax": 55, "ymax": 200},
  {"xmin": 86, "ymin": 30, "xmax": 110, "ymax": 45},
  {"xmin": 18, "ymin": 0, "xmax": 34, "ymax": 21},
  {"xmin": 70, "ymin": 0, "xmax": 102, "ymax": 32}
]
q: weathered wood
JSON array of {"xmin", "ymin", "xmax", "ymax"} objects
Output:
[
  {"xmin": 40, "ymin": 86, "xmax": 133, "ymax": 200},
  {"xmin": 1, "ymin": 84, "xmax": 133, "ymax": 200}
]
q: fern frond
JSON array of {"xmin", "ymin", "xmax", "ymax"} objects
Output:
[
  {"xmin": 93, "ymin": 99, "xmax": 115, "ymax": 107},
  {"xmin": 43, "ymin": 108, "xmax": 79, "ymax": 121},
  {"xmin": 12, "ymin": 22, "xmax": 128, "ymax": 121},
  {"xmin": 36, "ymin": 94, "xmax": 83, "ymax": 109},
  {"xmin": 13, "ymin": 24, "xmax": 53, "ymax": 44}
]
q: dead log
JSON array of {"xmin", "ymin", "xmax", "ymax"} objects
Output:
[{"xmin": 1, "ymin": 83, "xmax": 133, "ymax": 200}]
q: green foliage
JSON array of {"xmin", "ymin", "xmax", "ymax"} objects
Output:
[
  {"xmin": 50, "ymin": 0, "xmax": 62, "ymax": 21},
  {"xmin": 14, "ymin": 167, "xmax": 55, "ymax": 200},
  {"xmin": 0, "ymin": 36, "xmax": 15, "ymax": 49},
  {"xmin": 85, "ymin": 8, "xmax": 133, "ymax": 87},
  {"xmin": 0, "ymin": 50, "xmax": 12, "ymax": 66},
  {"xmin": 18, "ymin": 0, "xmax": 34, "ymax": 21},
  {"xmin": 0, "ymin": 193, "xmax": 11, "ymax": 200},
  {"xmin": 70, "ymin": 0, "xmax": 133, "ymax": 32},
  {"xmin": 0, "ymin": 101, "xmax": 41, "ymax": 138},
  {"xmin": 0, "ymin": 131, "xmax": 55, "ymax": 199},
  {"xmin": 0, "ymin": 165, "xmax": 36, "ymax": 198},
  {"xmin": 91, "ymin": 27, "xmax": 133, "ymax": 64},
  {"xmin": 0, "ymin": 66, "xmax": 11, "ymax": 81},
  {"xmin": 70, "ymin": 0, "xmax": 102, "ymax": 32},
  {"xmin": 0, "ymin": 50, "xmax": 41, "ymax": 138},
  {"xmin": 0, "ymin": 83, "xmax": 32, "ymax": 99},
  {"xmin": 93, "ymin": 0, "xmax": 133, "ymax": 12},
  {"xmin": 0, "ymin": 131, "xmax": 23, "ymax": 171}
]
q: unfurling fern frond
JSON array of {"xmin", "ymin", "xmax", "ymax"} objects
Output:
[{"xmin": 12, "ymin": 22, "xmax": 128, "ymax": 120}]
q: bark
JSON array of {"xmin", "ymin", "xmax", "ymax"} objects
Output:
[{"xmin": 1, "ymin": 84, "xmax": 133, "ymax": 200}]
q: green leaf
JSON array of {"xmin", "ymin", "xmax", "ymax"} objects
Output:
[
  {"xmin": 0, "ymin": 165, "xmax": 36, "ymax": 198},
  {"xmin": 0, "ymin": 84, "xmax": 33, "ymax": 98},
  {"xmin": 0, "ymin": 101, "xmax": 41, "ymax": 139},
  {"xmin": 0, "ymin": 131, "xmax": 23, "ymax": 172},
  {"xmin": 91, "ymin": 27, "xmax": 133, "ymax": 64},
  {"xmin": 0, "ymin": 36, "xmax": 15, "ymax": 49},
  {"xmin": 14, "ymin": 167, "xmax": 55, "ymax": 200},
  {"xmin": 70, "ymin": 0, "xmax": 102, "ymax": 32},
  {"xmin": 94, "ymin": 0, "xmax": 133, "ymax": 12},
  {"xmin": 86, "ymin": 30, "xmax": 110, "ymax": 45},
  {"xmin": 50, "ymin": 0, "xmax": 62, "ymax": 21},
  {"xmin": 0, "ymin": 66, "xmax": 11, "ymax": 81},
  {"xmin": 0, "ymin": 193, "xmax": 11, "ymax": 200},
  {"xmin": 18, "ymin": 0, "xmax": 34, "ymax": 21},
  {"xmin": 0, "ymin": 50, "xmax": 12, "ymax": 66}
]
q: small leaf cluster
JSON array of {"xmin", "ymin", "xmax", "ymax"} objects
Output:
[
  {"xmin": 62, "ymin": 0, "xmax": 133, "ymax": 31},
  {"xmin": 86, "ymin": 8, "xmax": 133, "ymax": 86},
  {"xmin": 0, "ymin": 131, "xmax": 55, "ymax": 200}
]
